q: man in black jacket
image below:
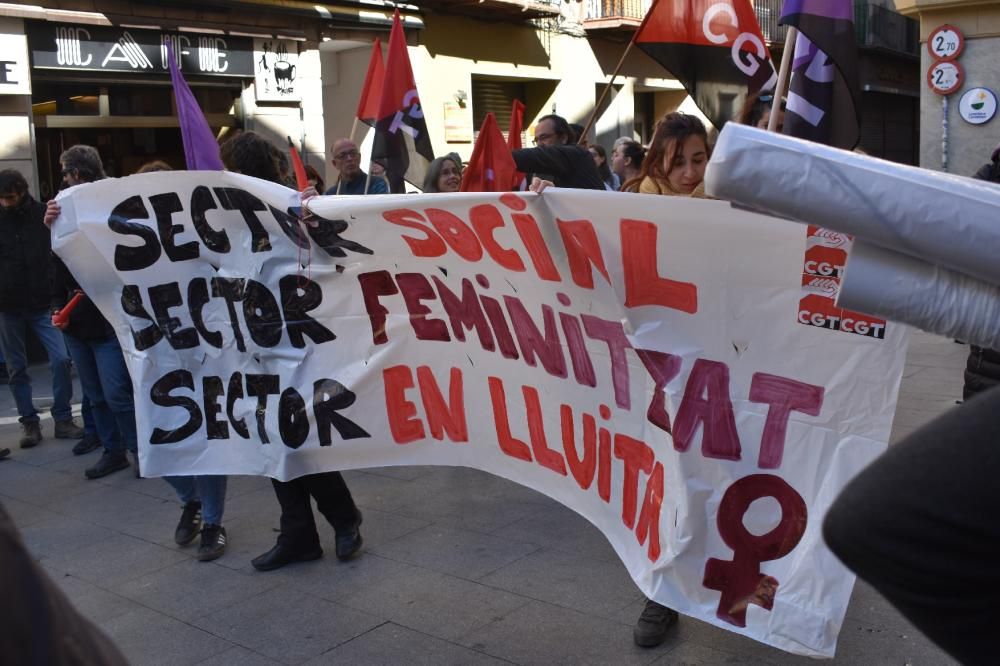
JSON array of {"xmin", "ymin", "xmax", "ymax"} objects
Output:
[
  {"xmin": 0, "ymin": 170, "xmax": 83, "ymax": 449},
  {"xmin": 512, "ymin": 114, "xmax": 606, "ymax": 191}
]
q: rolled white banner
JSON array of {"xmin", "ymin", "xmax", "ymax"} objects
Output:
[
  {"xmin": 839, "ymin": 241, "xmax": 1000, "ymax": 349},
  {"xmin": 705, "ymin": 123, "xmax": 1000, "ymax": 288}
]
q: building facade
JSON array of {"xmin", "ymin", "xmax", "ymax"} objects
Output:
[
  {"xmin": 896, "ymin": 0, "xmax": 1000, "ymax": 177},
  {"xmin": 0, "ymin": 0, "xmax": 928, "ymax": 198}
]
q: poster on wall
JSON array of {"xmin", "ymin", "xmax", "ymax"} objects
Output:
[{"xmin": 254, "ymin": 38, "xmax": 300, "ymax": 102}]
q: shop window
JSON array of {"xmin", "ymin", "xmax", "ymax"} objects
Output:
[{"xmin": 31, "ymin": 83, "xmax": 100, "ymax": 116}]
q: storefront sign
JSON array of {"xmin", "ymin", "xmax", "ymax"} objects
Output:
[
  {"xmin": 0, "ymin": 30, "xmax": 30, "ymax": 95},
  {"xmin": 27, "ymin": 23, "xmax": 254, "ymax": 77},
  {"xmin": 254, "ymin": 38, "xmax": 300, "ymax": 102},
  {"xmin": 958, "ymin": 87, "xmax": 997, "ymax": 125},
  {"xmin": 927, "ymin": 60, "xmax": 963, "ymax": 96}
]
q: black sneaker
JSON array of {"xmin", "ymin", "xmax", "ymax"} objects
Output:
[
  {"xmin": 72, "ymin": 432, "xmax": 101, "ymax": 456},
  {"xmin": 197, "ymin": 524, "xmax": 227, "ymax": 561},
  {"xmin": 174, "ymin": 501, "xmax": 202, "ymax": 545},
  {"xmin": 19, "ymin": 421, "xmax": 42, "ymax": 449},
  {"xmin": 335, "ymin": 509, "xmax": 363, "ymax": 561},
  {"xmin": 0, "ymin": 448, "xmax": 9, "ymax": 460},
  {"xmin": 84, "ymin": 451, "xmax": 129, "ymax": 479},
  {"xmin": 633, "ymin": 598, "xmax": 678, "ymax": 647}
]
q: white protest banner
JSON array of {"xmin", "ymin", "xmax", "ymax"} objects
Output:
[{"xmin": 52, "ymin": 172, "xmax": 908, "ymax": 658}]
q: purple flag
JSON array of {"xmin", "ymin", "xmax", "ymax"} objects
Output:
[
  {"xmin": 779, "ymin": 0, "xmax": 860, "ymax": 150},
  {"xmin": 166, "ymin": 41, "xmax": 224, "ymax": 171}
]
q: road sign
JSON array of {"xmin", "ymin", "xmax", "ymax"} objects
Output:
[
  {"xmin": 927, "ymin": 60, "xmax": 963, "ymax": 96},
  {"xmin": 928, "ymin": 24, "xmax": 964, "ymax": 61}
]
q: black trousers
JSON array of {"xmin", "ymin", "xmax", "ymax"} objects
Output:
[
  {"xmin": 271, "ymin": 471, "xmax": 358, "ymax": 550},
  {"xmin": 823, "ymin": 386, "xmax": 1000, "ymax": 666}
]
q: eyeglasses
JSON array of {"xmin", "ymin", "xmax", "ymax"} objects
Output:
[
  {"xmin": 532, "ymin": 132, "xmax": 555, "ymax": 145},
  {"xmin": 333, "ymin": 149, "xmax": 360, "ymax": 161}
]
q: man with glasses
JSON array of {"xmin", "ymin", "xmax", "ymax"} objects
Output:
[
  {"xmin": 324, "ymin": 138, "xmax": 388, "ymax": 195},
  {"xmin": 511, "ymin": 114, "xmax": 604, "ymax": 191},
  {"xmin": 0, "ymin": 169, "xmax": 84, "ymax": 449}
]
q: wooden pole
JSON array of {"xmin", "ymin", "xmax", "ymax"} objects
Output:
[
  {"xmin": 350, "ymin": 117, "xmax": 360, "ymax": 145},
  {"xmin": 578, "ymin": 0, "xmax": 661, "ymax": 144},
  {"xmin": 767, "ymin": 26, "xmax": 798, "ymax": 133},
  {"xmin": 579, "ymin": 39, "xmax": 636, "ymax": 144}
]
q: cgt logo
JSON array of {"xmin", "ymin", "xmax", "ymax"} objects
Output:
[
  {"xmin": 388, "ymin": 89, "xmax": 424, "ymax": 139},
  {"xmin": 798, "ymin": 308, "xmax": 887, "ymax": 339},
  {"xmin": 803, "ymin": 260, "xmax": 845, "ymax": 278},
  {"xmin": 702, "ymin": 2, "xmax": 777, "ymax": 87}
]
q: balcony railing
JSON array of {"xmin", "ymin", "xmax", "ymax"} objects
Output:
[
  {"xmin": 855, "ymin": 2, "xmax": 918, "ymax": 55},
  {"xmin": 583, "ymin": 0, "xmax": 916, "ymax": 57}
]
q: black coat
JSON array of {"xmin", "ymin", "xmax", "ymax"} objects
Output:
[
  {"xmin": 512, "ymin": 144, "xmax": 606, "ymax": 190},
  {"xmin": 0, "ymin": 195, "xmax": 53, "ymax": 313},
  {"xmin": 963, "ymin": 159, "xmax": 1000, "ymax": 400},
  {"xmin": 52, "ymin": 255, "xmax": 114, "ymax": 341}
]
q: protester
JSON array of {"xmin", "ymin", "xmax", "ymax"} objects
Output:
[
  {"xmin": 621, "ymin": 112, "xmax": 712, "ymax": 648},
  {"xmin": 512, "ymin": 114, "xmax": 604, "ymax": 190},
  {"xmin": 0, "ymin": 502, "xmax": 128, "ymax": 664},
  {"xmin": 422, "ymin": 153, "xmax": 462, "ymax": 193},
  {"xmin": 0, "ymin": 169, "xmax": 84, "ymax": 449},
  {"xmin": 737, "ymin": 90, "xmax": 784, "ymax": 131},
  {"xmin": 625, "ymin": 112, "xmax": 710, "ymax": 197},
  {"xmin": 219, "ymin": 131, "xmax": 365, "ymax": 571},
  {"xmin": 612, "ymin": 141, "xmax": 645, "ymax": 192},
  {"xmin": 960, "ymin": 145, "xmax": 1000, "ymax": 400},
  {"xmin": 569, "ymin": 122, "xmax": 587, "ymax": 146},
  {"xmin": 588, "ymin": 144, "xmax": 620, "ymax": 191},
  {"xmin": 135, "ymin": 160, "xmax": 172, "ymax": 173},
  {"xmin": 304, "ymin": 164, "xmax": 325, "ymax": 195},
  {"xmin": 823, "ymin": 385, "xmax": 1000, "ymax": 665},
  {"xmin": 324, "ymin": 138, "xmax": 388, "ymax": 195},
  {"xmin": 44, "ymin": 147, "xmax": 139, "ymax": 480},
  {"xmin": 131, "ymin": 161, "xmax": 230, "ymax": 561}
]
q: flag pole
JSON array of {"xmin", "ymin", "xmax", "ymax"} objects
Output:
[
  {"xmin": 767, "ymin": 26, "xmax": 798, "ymax": 133},
  {"xmin": 350, "ymin": 118, "xmax": 360, "ymax": 145},
  {"xmin": 578, "ymin": 0, "xmax": 660, "ymax": 144}
]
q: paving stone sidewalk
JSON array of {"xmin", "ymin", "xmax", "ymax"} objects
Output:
[{"xmin": 0, "ymin": 331, "xmax": 964, "ymax": 665}]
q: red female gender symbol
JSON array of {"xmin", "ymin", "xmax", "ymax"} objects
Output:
[{"xmin": 703, "ymin": 474, "xmax": 807, "ymax": 627}]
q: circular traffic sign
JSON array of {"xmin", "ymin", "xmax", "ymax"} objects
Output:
[
  {"xmin": 958, "ymin": 87, "xmax": 997, "ymax": 125},
  {"xmin": 927, "ymin": 60, "xmax": 963, "ymax": 96},
  {"xmin": 928, "ymin": 24, "xmax": 964, "ymax": 61}
]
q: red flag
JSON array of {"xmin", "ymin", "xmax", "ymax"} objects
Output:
[
  {"xmin": 461, "ymin": 113, "xmax": 516, "ymax": 193},
  {"xmin": 286, "ymin": 136, "xmax": 309, "ymax": 191},
  {"xmin": 635, "ymin": 0, "xmax": 776, "ymax": 129},
  {"xmin": 371, "ymin": 10, "xmax": 434, "ymax": 192},
  {"xmin": 507, "ymin": 99, "xmax": 526, "ymax": 190},
  {"xmin": 356, "ymin": 38, "xmax": 384, "ymax": 126}
]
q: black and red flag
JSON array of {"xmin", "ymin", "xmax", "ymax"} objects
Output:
[
  {"xmin": 779, "ymin": 0, "xmax": 861, "ymax": 149},
  {"xmin": 371, "ymin": 10, "xmax": 434, "ymax": 192},
  {"xmin": 634, "ymin": 0, "xmax": 776, "ymax": 130},
  {"xmin": 355, "ymin": 38, "xmax": 384, "ymax": 128}
]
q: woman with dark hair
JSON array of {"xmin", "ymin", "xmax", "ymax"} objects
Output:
[
  {"xmin": 422, "ymin": 153, "xmax": 462, "ymax": 193},
  {"xmin": 304, "ymin": 164, "xmax": 325, "ymax": 195},
  {"xmin": 218, "ymin": 131, "xmax": 366, "ymax": 571},
  {"xmin": 219, "ymin": 131, "xmax": 283, "ymax": 184},
  {"xmin": 588, "ymin": 144, "xmax": 619, "ymax": 191},
  {"xmin": 612, "ymin": 141, "xmax": 645, "ymax": 192},
  {"xmin": 737, "ymin": 90, "xmax": 784, "ymax": 131},
  {"xmin": 625, "ymin": 112, "xmax": 710, "ymax": 197}
]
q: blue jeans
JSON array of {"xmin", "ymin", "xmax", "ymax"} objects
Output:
[
  {"xmin": 63, "ymin": 334, "xmax": 136, "ymax": 454},
  {"xmin": 0, "ymin": 309, "xmax": 73, "ymax": 423},
  {"xmin": 164, "ymin": 476, "xmax": 227, "ymax": 525}
]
